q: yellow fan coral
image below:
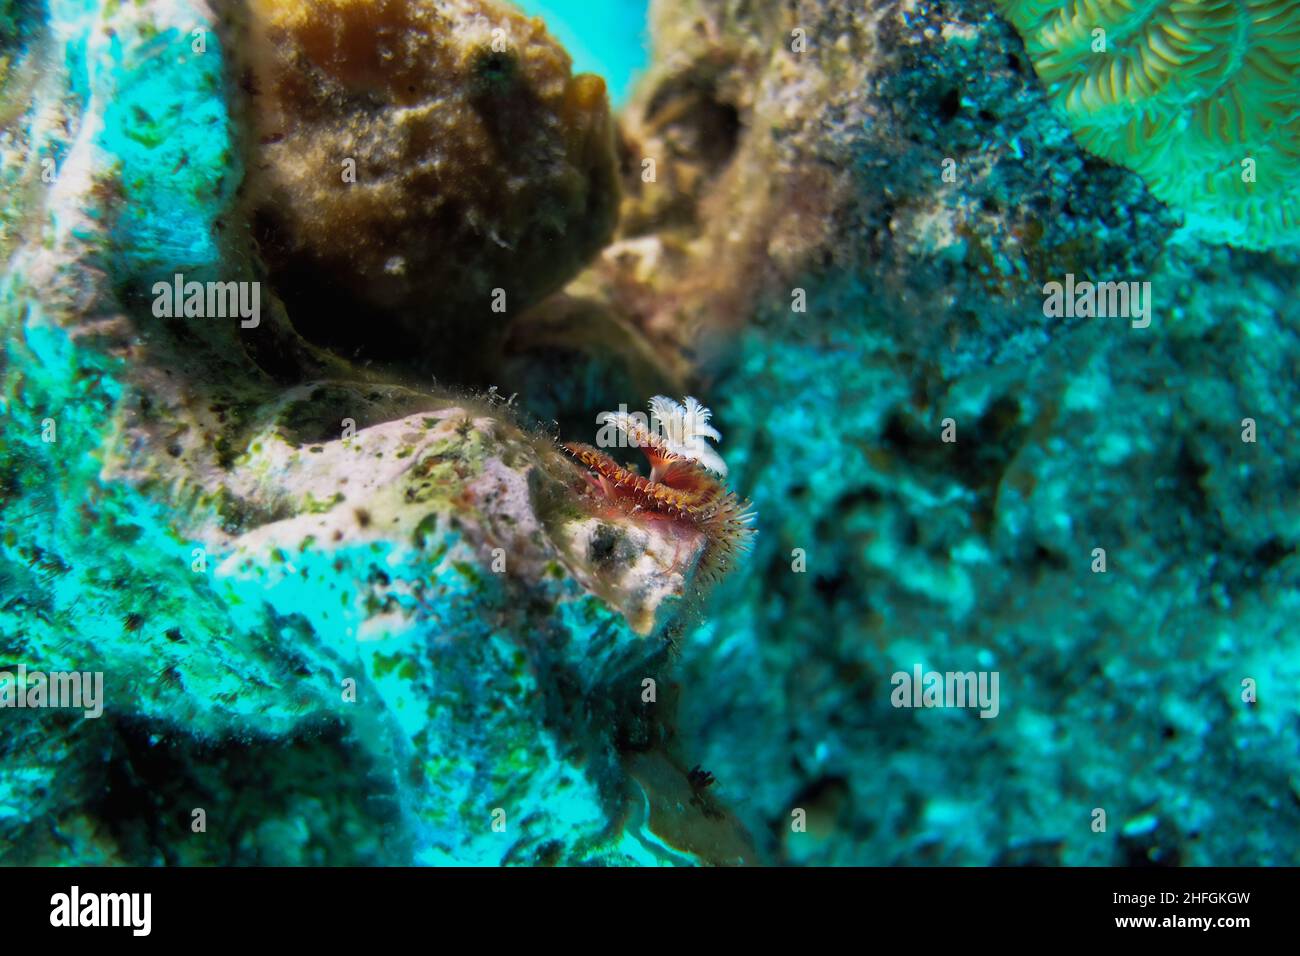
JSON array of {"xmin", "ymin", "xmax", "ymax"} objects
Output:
[{"xmin": 995, "ymin": 0, "xmax": 1300, "ymax": 249}]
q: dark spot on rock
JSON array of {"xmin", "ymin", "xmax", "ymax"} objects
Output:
[
  {"xmin": 644, "ymin": 70, "xmax": 743, "ymax": 179},
  {"xmin": 813, "ymin": 571, "xmax": 850, "ymax": 602},
  {"xmin": 1253, "ymin": 536, "xmax": 1293, "ymax": 570},
  {"xmin": 534, "ymin": 839, "xmax": 564, "ymax": 866},
  {"xmin": 1031, "ymin": 543, "xmax": 1068, "ymax": 573},
  {"xmin": 938, "ymin": 87, "xmax": 961, "ymax": 122},
  {"xmin": 589, "ymin": 523, "xmax": 621, "ymax": 566},
  {"xmin": 470, "ymin": 47, "xmax": 519, "ymax": 98}
]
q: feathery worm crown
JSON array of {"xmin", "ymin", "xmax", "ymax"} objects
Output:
[{"xmin": 598, "ymin": 395, "xmax": 729, "ymax": 477}]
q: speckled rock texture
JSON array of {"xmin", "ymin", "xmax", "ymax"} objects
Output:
[
  {"xmin": 0, "ymin": 0, "xmax": 748, "ymax": 865},
  {"xmin": 4, "ymin": 0, "xmax": 1299, "ymax": 868},
  {"xmin": 585, "ymin": 0, "xmax": 1300, "ymax": 865}
]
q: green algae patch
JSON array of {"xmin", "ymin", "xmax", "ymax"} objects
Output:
[
  {"xmin": 402, "ymin": 429, "xmax": 489, "ymax": 511},
  {"xmin": 451, "ymin": 560, "xmax": 483, "ymax": 591},
  {"xmin": 302, "ymin": 491, "xmax": 345, "ymax": 514},
  {"xmin": 412, "ymin": 513, "xmax": 442, "ymax": 551}
]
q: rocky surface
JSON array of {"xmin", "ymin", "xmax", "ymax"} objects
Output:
[
  {"xmin": 0, "ymin": 0, "xmax": 748, "ymax": 865},
  {"xmin": 598, "ymin": 0, "xmax": 1300, "ymax": 865},
  {"xmin": 2, "ymin": 0, "xmax": 1298, "ymax": 867}
]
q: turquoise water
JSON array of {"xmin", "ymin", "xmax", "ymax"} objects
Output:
[{"xmin": 513, "ymin": 0, "xmax": 650, "ymax": 107}]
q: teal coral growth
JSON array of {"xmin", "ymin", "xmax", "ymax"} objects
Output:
[{"xmin": 92, "ymin": 21, "xmax": 238, "ymax": 279}]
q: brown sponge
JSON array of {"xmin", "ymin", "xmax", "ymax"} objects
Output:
[{"xmin": 241, "ymin": 0, "xmax": 621, "ymax": 374}]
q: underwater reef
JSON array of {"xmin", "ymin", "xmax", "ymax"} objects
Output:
[
  {"xmin": 0, "ymin": 0, "xmax": 747, "ymax": 866},
  {"xmin": 1, "ymin": 0, "xmax": 1299, "ymax": 866}
]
